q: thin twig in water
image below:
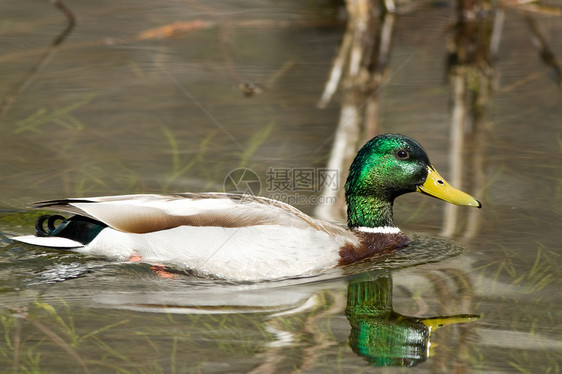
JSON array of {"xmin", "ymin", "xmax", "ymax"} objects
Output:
[
  {"xmin": 0, "ymin": 0, "xmax": 76, "ymax": 119},
  {"xmin": 51, "ymin": 0, "xmax": 76, "ymax": 46}
]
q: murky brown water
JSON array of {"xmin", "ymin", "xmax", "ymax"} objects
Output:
[{"xmin": 1, "ymin": 1, "xmax": 561, "ymax": 373}]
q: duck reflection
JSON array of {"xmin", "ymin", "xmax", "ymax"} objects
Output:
[
  {"xmin": 346, "ymin": 273, "xmax": 479, "ymax": 367},
  {"xmin": 14, "ymin": 257, "xmax": 481, "ymax": 371}
]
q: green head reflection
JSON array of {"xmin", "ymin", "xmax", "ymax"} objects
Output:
[{"xmin": 345, "ymin": 274, "xmax": 480, "ymax": 367}]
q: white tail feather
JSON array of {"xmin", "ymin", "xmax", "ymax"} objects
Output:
[{"xmin": 12, "ymin": 235, "xmax": 83, "ymax": 248}]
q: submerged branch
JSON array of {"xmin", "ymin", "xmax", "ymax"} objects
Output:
[{"xmin": 316, "ymin": 0, "xmax": 397, "ymax": 221}]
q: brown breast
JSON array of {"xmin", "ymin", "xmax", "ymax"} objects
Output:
[{"xmin": 338, "ymin": 231, "xmax": 410, "ymax": 266}]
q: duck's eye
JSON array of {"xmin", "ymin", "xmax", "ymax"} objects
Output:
[{"xmin": 395, "ymin": 149, "xmax": 410, "ymax": 160}]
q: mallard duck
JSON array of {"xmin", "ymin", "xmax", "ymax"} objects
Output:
[{"xmin": 13, "ymin": 134, "xmax": 481, "ymax": 281}]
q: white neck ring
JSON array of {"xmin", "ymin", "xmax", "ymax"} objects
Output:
[{"xmin": 354, "ymin": 226, "xmax": 402, "ymax": 234}]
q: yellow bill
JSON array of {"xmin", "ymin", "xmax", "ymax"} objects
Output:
[
  {"xmin": 420, "ymin": 314, "xmax": 481, "ymax": 332},
  {"xmin": 420, "ymin": 314, "xmax": 481, "ymax": 357},
  {"xmin": 417, "ymin": 166, "xmax": 482, "ymax": 208}
]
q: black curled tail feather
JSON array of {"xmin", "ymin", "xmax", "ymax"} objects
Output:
[
  {"xmin": 36, "ymin": 215, "xmax": 68, "ymax": 237},
  {"xmin": 35, "ymin": 214, "xmax": 107, "ymax": 245}
]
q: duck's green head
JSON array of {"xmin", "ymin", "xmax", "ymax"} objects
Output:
[{"xmin": 345, "ymin": 134, "xmax": 481, "ymax": 229}]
